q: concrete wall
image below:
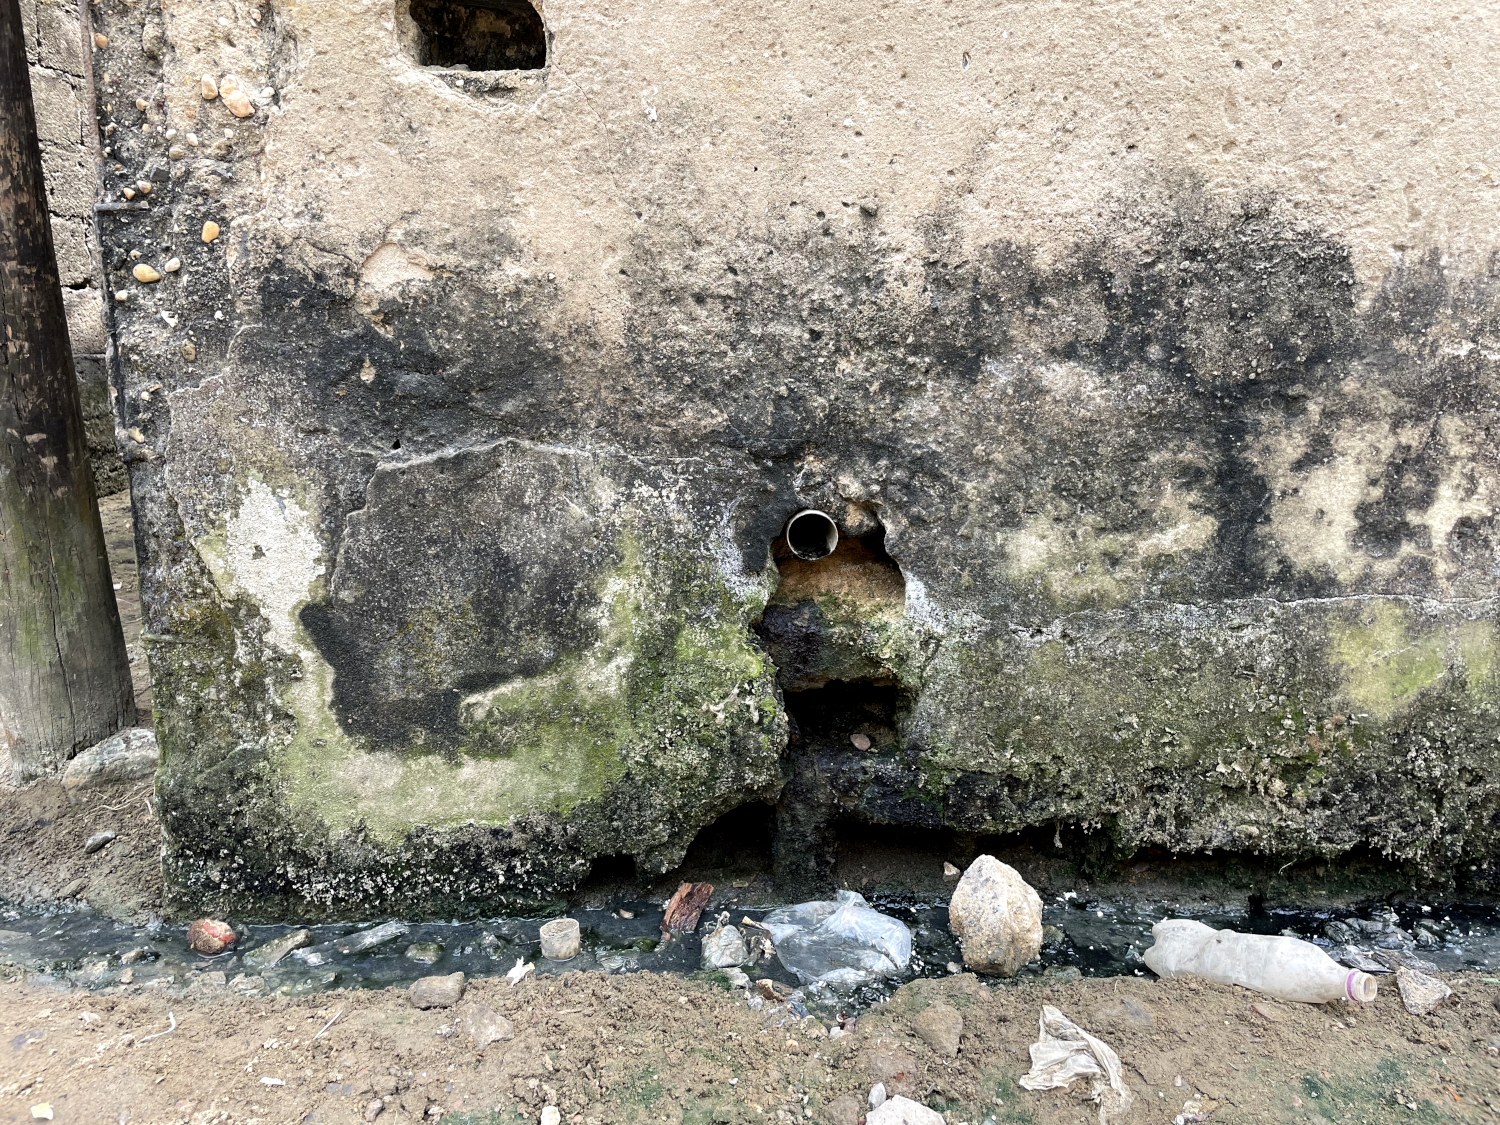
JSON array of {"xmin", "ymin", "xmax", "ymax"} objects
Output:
[
  {"xmin": 87, "ymin": 0, "xmax": 1499, "ymax": 917},
  {"xmin": 19, "ymin": 0, "xmax": 125, "ymax": 496}
]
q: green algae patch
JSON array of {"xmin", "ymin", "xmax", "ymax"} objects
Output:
[{"xmin": 1329, "ymin": 601, "xmax": 1449, "ymax": 723}]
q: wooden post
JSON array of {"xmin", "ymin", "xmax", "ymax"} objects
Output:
[{"xmin": 0, "ymin": 0, "xmax": 134, "ymax": 785}]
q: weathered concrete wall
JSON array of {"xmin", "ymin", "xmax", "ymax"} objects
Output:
[
  {"xmin": 20, "ymin": 0, "xmax": 125, "ymax": 495},
  {"xmin": 87, "ymin": 0, "xmax": 1499, "ymax": 916}
]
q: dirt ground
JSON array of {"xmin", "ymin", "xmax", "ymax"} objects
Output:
[{"xmin": 3, "ymin": 950, "xmax": 1499, "ymax": 1125}]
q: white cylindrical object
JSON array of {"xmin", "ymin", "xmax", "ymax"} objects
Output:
[
  {"xmin": 539, "ymin": 918, "xmax": 581, "ymax": 961},
  {"xmin": 785, "ymin": 509, "xmax": 839, "ymax": 560},
  {"xmin": 1143, "ymin": 919, "xmax": 1377, "ymax": 1004}
]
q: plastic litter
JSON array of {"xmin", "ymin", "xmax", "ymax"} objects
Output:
[
  {"xmin": 701, "ymin": 913, "xmax": 749, "ymax": 969},
  {"xmin": 759, "ymin": 890, "xmax": 912, "ymax": 985},
  {"xmin": 1018, "ymin": 1005, "xmax": 1134, "ymax": 1125},
  {"xmin": 1143, "ymin": 919, "xmax": 1378, "ymax": 1004}
]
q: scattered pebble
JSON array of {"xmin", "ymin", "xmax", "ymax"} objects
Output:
[
  {"xmin": 201, "ymin": 75, "xmax": 219, "ymax": 100},
  {"xmin": 409, "ymin": 971, "xmax": 466, "ymax": 1010},
  {"xmin": 83, "ymin": 830, "xmax": 117, "ymax": 854},
  {"xmin": 121, "ymin": 188, "xmax": 135, "ymax": 200},
  {"xmin": 363, "ymin": 1100, "xmax": 383, "ymax": 1122},
  {"xmin": 540, "ymin": 1107, "xmax": 560, "ymax": 1125},
  {"xmin": 459, "ymin": 1004, "xmax": 514, "ymax": 1049},
  {"xmin": 168, "ymin": 145, "xmax": 185, "ymax": 159},
  {"xmin": 56, "ymin": 878, "xmax": 86, "ymax": 899},
  {"xmin": 850, "ymin": 733, "xmax": 872, "ymax": 750},
  {"xmin": 132, "ymin": 264, "xmax": 162, "ymax": 283},
  {"xmin": 134, "ymin": 98, "xmax": 147, "ymax": 111},
  {"xmin": 220, "ymin": 76, "xmax": 253, "ymax": 117},
  {"xmin": 943, "ymin": 862, "xmax": 961, "ymax": 881},
  {"xmin": 202, "ymin": 221, "xmax": 220, "ymax": 243},
  {"xmin": 182, "ymin": 342, "xmax": 197, "ymax": 360},
  {"xmin": 163, "ymin": 258, "xmax": 182, "ymax": 272},
  {"xmin": 187, "ymin": 132, "xmax": 199, "ymax": 146},
  {"xmin": 186, "ymin": 918, "xmax": 236, "ymax": 955},
  {"xmin": 92, "ymin": 33, "xmax": 108, "ymax": 48},
  {"xmin": 1397, "ymin": 968, "xmax": 1452, "ymax": 1015},
  {"xmin": 869, "ymin": 1083, "xmax": 887, "ymax": 1109},
  {"xmin": 30, "ymin": 1104, "xmax": 52, "ymax": 1121},
  {"xmin": 404, "ymin": 941, "xmax": 444, "ymax": 966}
]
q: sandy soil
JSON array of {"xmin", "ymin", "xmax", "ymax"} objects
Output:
[{"xmin": 3, "ymin": 952, "xmax": 1499, "ymax": 1125}]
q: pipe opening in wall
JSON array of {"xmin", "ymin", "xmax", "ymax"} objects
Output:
[
  {"xmin": 403, "ymin": 0, "xmax": 547, "ymax": 71},
  {"xmin": 784, "ymin": 509, "xmax": 838, "ymax": 561}
]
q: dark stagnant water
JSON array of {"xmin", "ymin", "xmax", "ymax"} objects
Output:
[{"xmin": 5, "ymin": 893, "xmax": 1500, "ymax": 1015}]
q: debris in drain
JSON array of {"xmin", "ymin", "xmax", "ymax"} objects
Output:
[
  {"xmin": 186, "ymin": 918, "xmax": 236, "ymax": 955},
  {"xmin": 760, "ymin": 890, "xmax": 911, "ymax": 985},
  {"xmin": 947, "ymin": 855, "xmax": 1043, "ymax": 976},
  {"xmin": 660, "ymin": 882, "xmax": 714, "ymax": 940},
  {"xmin": 539, "ymin": 918, "xmax": 581, "ymax": 961},
  {"xmin": 850, "ymin": 732, "xmax": 872, "ymax": 750},
  {"xmin": 1396, "ymin": 968, "xmax": 1452, "ymax": 1015},
  {"xmin": 1019, "ymin": 1005, "xmax": 1134, "ymax": 1125},
  {"xmin": 1143, "ymin": 920, "xmax": 1378, "ymax": 1003},
  {"xmin": 701, "ymin": 913, "xmax": 749, "ymax": 969},
  {"xmin": 335, "ymin": 920, "xmax": 410, "ymax": 955}
]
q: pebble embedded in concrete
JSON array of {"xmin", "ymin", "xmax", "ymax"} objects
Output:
[
  {"xmin": 132, "ymin": 264, "xmax": 161, "ymax": 283},
  {"xmin": 201, "ymin": 75, "xmax": 218, "ymax": 100},
  {"xmin": 135, "ymin": 180, "xmax": 152, "ymax": 195},
  {"xmin": 202, "ymin": 221, "xmax": 220, "ymax": 242},
  {"xmin": 164, "ymin": 258, "xmax": 181, "ymax": 272},
  {"xmin": 93, "ymin": 33, "xmax": 108, "ymax": 48}
]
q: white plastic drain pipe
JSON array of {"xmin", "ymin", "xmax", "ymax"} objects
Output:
[{"xmin": 786, "ymin": 509, "xmax": 839, "ymax": 561}]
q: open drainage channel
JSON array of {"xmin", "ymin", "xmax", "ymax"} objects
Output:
[{"xmin": 4, "ymin": 896, "xmax": 1500, "ymax": 1015}]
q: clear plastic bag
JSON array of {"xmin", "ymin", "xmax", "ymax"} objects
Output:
[{"xmin": 760, "ymin": 890, "xmax": 912, "ymax": 985}]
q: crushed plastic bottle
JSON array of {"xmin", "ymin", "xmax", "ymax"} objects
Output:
[
  {"xmin": 759, "ymin": 890, "xmax": 912, "ymax": 985},
  {"xmin": 1143, "ymin": 919, "xmax": 1378, "ymax": 1004}
]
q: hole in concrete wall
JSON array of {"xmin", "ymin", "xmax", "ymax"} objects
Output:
[
  {"xmin": 675, "ymin": 801, "xmax": 776, "ymax": 876},
  {"xmin": 402, "ymin": 0, "xmax": 547, "ymax": 71}
]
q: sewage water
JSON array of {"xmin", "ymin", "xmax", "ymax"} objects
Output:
[{"xmin": 3, "ymin": 895, "xmax": 1498, "ymax": 1013}]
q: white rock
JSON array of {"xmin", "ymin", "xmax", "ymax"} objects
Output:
[
  {"xmin": 947, "ymin": 854, "xmax": 1043, "ymax": 976},
  {"xmin": 701, "ymin": 923, "xmax": 748, "ymax": 969},
  {"xmin": 869, "ymin": 1082, "xmax": 887, "ymax": 1108},
  {"xmin": 866, "ymin": 1094, "xmax": 944, "ymax": 1125},
  {"xmin": 63, "ymin": 729, "xmax": 159, "ymax": 791},
  {"xmin": 1396, "ymin": 968, "xmax": 1451, "ymax": 1015},
  {"xmin": 540, "ymin": 1108, "xmax": 560, "ymax": 1125}
]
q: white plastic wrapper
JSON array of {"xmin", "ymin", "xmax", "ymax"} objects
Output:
[
  {"xmin": 760, "ymin": 890, "xmax": 912, "ymax": 985},
  {"xmin": 1019, "ymin": 1005, "xmax": 1134, "ymax": 1125}
]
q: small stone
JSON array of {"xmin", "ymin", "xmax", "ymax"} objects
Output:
[
  {"xmin": 409, "ymin": 971, "xmax": 466, "ymax": 1009},
  {"xmin": 1043, "ymin": 964, "xmax": 1082, "ymax": 982},
  {"xmin": 115, "ymin": 290, "xmax": 128, "ymax": 301},
  {"xmin": 63, "ymin": 729, "xmax": 158, "ymax": 790},
  {"xmin": 404, "ymin": 941, "xmax": 444, "ymax": 965},
  {"xmin": 120, "ymin": 947, "xmax": 153, "ymax": 964},
  {"xmin": 201, "ymin": 75, "xmax": 219, "ymax": 100},
  {"xmin": 859, "ymin": 198, "xmax": 879, "ymax": 217},
  {"xmin": 757, "ymin": 978, "xmax": 794, "ymax": 1002},
  {"xmin": 132, "ymin": 264, "xmax": 162, "ymax": 283},
  {"xmin": 163, "ymin": 258, "xmax": 182, "ymax": 273},
  {"xmin": 1396, "ymin": 968, "xmax": 1452, "ymax": 1015},
  {"xmin": 84, "ymin": 830, "xmax": 117, "ymax": 854},
  {"xmin": 946, "ymin": 854, "xmax": 1043, "ymax": 976},
  {"xmin": 181, "ymin": 342, "xmax": 197, "ymax": 361},
  {"xmin": 57, "ymin": 878, "xmax": 86, "ymax": 899},
  {"xmin": 850, "ymin": 733, "xmax": 871, "ymax": 751},
  {"xmin": 911, "ymin": 1001, "xmax": 963, "ymax": 1057},
  {"xmin": 942, "ymin": 862, "xmax": 961, "ymax": 881},
  {"xmin": 1250, "ymin": 1000, "xmax": 1285, "ymax": 1022},
  {"xmin": 134, "ymin": 98, "xmax": 147, "ymax": 111},
  {"xmin": 187, "ymin": 132, "xmax": 199, "ymax": 146},
  {"xmin": 31, "ymin": 1104, "xmax": 53, "ymax": 1121},
  {"xmin": 459, "ymin": 1004, "xmax": 514, "ymax": 1048},
  {"xmin": 539, "ymin": 917, "xmax": 580, "ymax": 961},
  {"xmin": 121, "ymin": 188, "xmax": 135, "ymax": 200},
  {"xmin": 363, "ymin": 1099, "xmax": 384, "ymax": 1122},
  {"xmin": 169, "ymin": 145, "xmax": 186, "ymax": 160},
  {"xmin": 869, "ymin": 1083, "xmax": 886, "ymax": 1109},
  {"xmin": 540, "ymin": 1108, "xmax": 560, "ymax": 1125},
  {"xmin": 202, "ymin": 221, "xmax": 220, "ymax": 242},
  {"xmin": 93, "ymin": 32, "xmax": 109, "ymax": 48},
  {"xmin": 119, "ymin": 967, "xmax": 134, "ymax": 984},
  {"xmin": 187, "ymin": 918, "xmax": 236, "ymax": 955},
  {"xmin": 135, "ymin": 180, "xmax": 152, "ymax": 195},
  {"xmin": 243, "ymin": 928, "xmax": 312, "ymax": 970}
]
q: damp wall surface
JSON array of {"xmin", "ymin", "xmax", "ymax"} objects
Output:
[{"xmin": 84, "ymin": 0, "xmax": 1500, "ymax": 917}]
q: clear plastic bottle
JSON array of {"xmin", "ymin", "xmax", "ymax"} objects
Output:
[{"xmin": 1143, "ymin": 919, "xmax": 1378, "ymax": 1003}]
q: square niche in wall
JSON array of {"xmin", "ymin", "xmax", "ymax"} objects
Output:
[{"xmin": 400, "ymin": 0, "xmax": 548, "ymax": 71}]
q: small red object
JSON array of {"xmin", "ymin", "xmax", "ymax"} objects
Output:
[{"xmin": 187, "ymin": 917, "xmax": 236, "ymax": 954}]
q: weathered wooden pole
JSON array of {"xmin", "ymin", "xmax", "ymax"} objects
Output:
[{"xmin": 0, "ymin": 0, "xmax": 134, "ymax": 785}]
